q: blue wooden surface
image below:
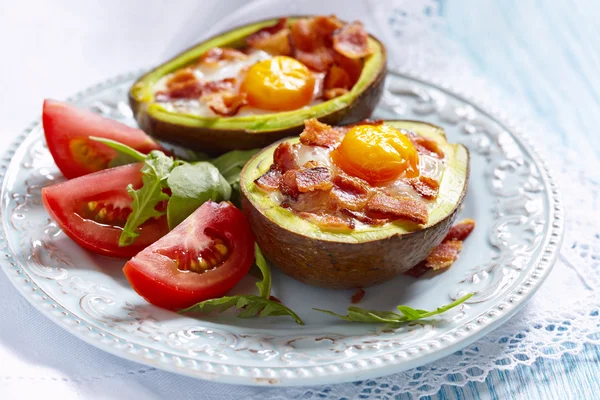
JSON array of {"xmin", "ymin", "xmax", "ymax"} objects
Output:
[{"xmin": 422, "ymin": 1, "xmax": 600, "ymax": 398}]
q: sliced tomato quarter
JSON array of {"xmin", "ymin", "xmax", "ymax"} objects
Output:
[
  {"xmin": 42, "ymin": 163, "xmax": 169, "ymax": 258},
  {"xmin": 123, "ymin": 201, "xmax": 255, "ymax": 310},
  {"xmin": 43, "ymin": 99, "xmax": 163, "ymax": 179}
]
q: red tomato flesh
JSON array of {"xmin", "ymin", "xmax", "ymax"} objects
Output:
[
  {"xmin": 42, "ymin": 163, "xmax": 169, "ymax": 258},
  {"xmin": 43, "ymin": 99, "xmax": 163, "ymax": 179},
  {"xmin": 123, "ymin": 201, "xmax": 255, "ymax": 310}
]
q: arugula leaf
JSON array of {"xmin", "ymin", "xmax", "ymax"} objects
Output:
[
  {"xmin": 211, "ymin": 149, "xmax": 259, "ymax": 207},
  {"xmin": 179, "ymin": 295, "xmax": 304, "ymax": 325},
  {"xmin": 254, "ymin": 244, "xmax": 271, "ymax": 299},
  {"xmin": 314, "ymin": 293, "xmax": 473, "ymax": 324},
  {"xmin": 89, "ymin": 136, "xmax": 147, "ymax": 167},
  {"xmin": 119, "ymin": 151, "xmax": 174, "ymax": 246},
  {"xmin": 166, "ymin": 162, "xmax": 232, "ymax": 229}
]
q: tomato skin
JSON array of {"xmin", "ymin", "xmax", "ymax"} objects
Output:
[
  {"xmin": 123, "ymin": 201, "xmax": 255, "ymax": 310},
  {"xmin": 43, "ymin": 99, "xmax": 163, "ymax": 179},
  {"xmin": 42, "ymin": 163, "xmax": 169, "ymax": 258}
]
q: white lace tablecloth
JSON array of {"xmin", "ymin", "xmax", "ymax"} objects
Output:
[{"xmin": 1, "ymin": 1, "xmax": 599, "ymax": 399}]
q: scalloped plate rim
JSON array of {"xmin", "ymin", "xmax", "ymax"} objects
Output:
[{"xmin": 0, "ymin": 69, "xmax": 564, "ymax": 386}]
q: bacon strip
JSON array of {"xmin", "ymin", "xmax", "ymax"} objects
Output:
[
  {"xmin": 280, "ymin": 170, "xmax": 300, "ymax": 199},
  {"xmin": 198, "ymin": 47, "xmax": 247, "ymax": 65},
  {"xmin": 279, "ymin": 167, "xmax": 333, "ymax": 199},
  {"xmin": 365, "ymin": 193, "xmax": 428, "ymax": 225},
  {"xmin": 332, "ymin": 21, "xmax": 372, "ymax": 59},
  {"xmin": 299, "ymin": 118, "xmax": 345, "ymax": 148},
  {"xmin": 407, "ymin": 133, "xmax": 445, "ymax": 159},
  {"xmin": 273, "ymin": 142, "xmax": 298, "ymax": 172},
  {"xmin": 328, "ymin": 173, "xmax": 371, "ymax": 211},
  {"xmin": 424, "ymin": 240, "xmax": 463, "ymax": 270},
  {"xmin": 409, "ymin": 176, "xmax": 440, "ymax": 200},
  {"xmin": 296, "ymin": 212, "xmax": 355, "ymax": 231},
  {"xmin": 444, "ymin": 218, "xmax": 476, "ymax": 241},
  {"xmin": 254, "ymin": 167, "xmax": 281, "ymax": 192},
  {"xmin": 295, "ymin": 167, "xmax": 333, "ymax": 192},
  {"xmin": 405, "ymin": 219, "xmax": 476, "ymax": 277},
  {"xmin": 351, "ymin": 288, "xmax": 366, "ymax": 304},
  {"xmin": 290, "ymin": 16, "xmax": 344, "ymax": 72},
  {"xmin": 202, "ymin": 91, "xmax": 247, "ymax": 116},
  {"xmin": 157, "ymin": 68, "xmax": 236, "ymax": 100},
  {"xmin": 294, "ymin": 47, "xmax": 335, "ymax": 72},
  {"xmin": 246, "ymin": 18, "xmax": 292, "ymax": 56}
]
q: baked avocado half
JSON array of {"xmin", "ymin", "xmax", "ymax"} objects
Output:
[
  {"xmin": 240, "ymin": 121, "xmax": 469, "ymax": 289},
  {"xmin": 129, "ymin": 17, "xmax": 387, "ymax": 154}
]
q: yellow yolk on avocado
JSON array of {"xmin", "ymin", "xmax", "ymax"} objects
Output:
[
  {"xmin": 240, "ymin": 56, "xmax": 315, "ymax": 111},
  {"xmin": 331, "ymin": 125, "xmax": 419, "ymax": 185}
]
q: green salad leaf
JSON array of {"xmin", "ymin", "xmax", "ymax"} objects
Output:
[
  {"xmin": 119, "ymin": 151, "xmax": 174, "ymax": 246},
  {"xmin": 253, "ymin": 244, "xmax": 271, "ymax": 299},
  {"xmin": 179, "ymin": 295, "xmax": 304, "ymax": 325},
  {"xmin": 89, "ymin": 136, "xmax": 147, "ymax": 167},
  {"xmin": 314, "ymin": 293, "xmax": 473, "ymax": 325},
  {"xmin": 166, "ymin": 162, "xmax": 232, "ymax": 229},
  {"xmin": 211, "ymin": 149, "xmax": 259, "ymax": 207}
]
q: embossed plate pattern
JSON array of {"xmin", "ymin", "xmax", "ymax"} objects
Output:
[{"xmin": 0, "ymin": 70, "xmax": 563, "ymax": 386}]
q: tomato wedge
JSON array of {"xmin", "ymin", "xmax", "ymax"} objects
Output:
[
  {"xmin": 123, "ymin": 201, "xmax": 255, "ymax": 310},
  {"xmin": 42, "ymin": 163, "xmax": 169, "ymax": 258},
  {"xmin": 43, "ymin": 99, "xmax": 163, "ymax": 179}
]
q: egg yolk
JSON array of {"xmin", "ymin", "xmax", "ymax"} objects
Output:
[
  {"xmin": 240, "ymin": 56, "xmax": 315, "ymax": 111},
  {"xmin": 331, "ymin": 125, "xmax": 419, "ymax": 185}
]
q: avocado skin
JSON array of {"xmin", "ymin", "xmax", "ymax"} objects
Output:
[
  {"xmin": 128, "ymin": 17, "xmax": 387, "ymax": 155},
  {"xmin": 240, "ymin": 132, "xmax": 469, "ymax": 290}
]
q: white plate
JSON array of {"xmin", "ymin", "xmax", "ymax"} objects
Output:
[{"xmin": 0, "ymin": 70, "xmax": 563, "ymax": 386}]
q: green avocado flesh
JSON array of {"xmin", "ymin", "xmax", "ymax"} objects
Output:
[
  {"xmin": 130, "ymin": 18, "xmax": 385, "ymax": 133},
  {"xmin": 241, "ymin": 121, "xmax": 469, "ymax": 243}
]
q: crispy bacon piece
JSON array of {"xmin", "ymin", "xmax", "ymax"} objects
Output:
[
  {"xmin": 333, "ymin": 21, "xmax": 372, "ymax": 59},
  {"xmin": 324, "ymin": 64, "xmax": 351, "ymax": 91},
  {"xmin": 328, "ymin": 173, "xmax": 371, "ymax": 211},
  {"xmin": 333, "ymin": 174, "xmax": 370, "ymax": 195},
  {"xmin": 280, "ymin": 167, "xmax": 333, "ymax": 199},
  {"xmin": 340, "ymin": 208, "xmax": 386, "ymax": 226},
  {"xmin": 294, "ymin": 47, "xmax": 335, "ymax": 72},
  {"xmin": 254, "ymin": 167, "xmax": 282, "ymax": 192},
  {"xmin": 365, "ymin": 193, "xmax": 428, "ymax": 225},
  {"xmin": 297, "ymin": 212, "xmax": 355, "ymax": 231},
  {"xmin": 329, "ymin": 188, "xmax": 368, "ymax": 212},
  {"xmin": 444, "ymin": 218, "xmax": 476, "ymax": 242},
  {"xmin": 273, "ymin": 142, "xmax": 298, "ymax": 172},
  {"xmin": 280, "ymin": 170, "xmax": 300, "ymax": 199},
  {"xmin": 424, "ymin": 240, "xmax": 463, "ymax": 270},
  {"xmin": 291, "ymin": 16, "xmax": 343, "ymax": 71},
  {"xmin": 156, "ymin": 68, "xmax": 201, "ymax": 99},
  {"xmin": 198, "ymin": 47, "xmax": 247, "ymax": 65},
  {"xmin": 405, "ymin": 219, "xmax": 476, "ymax": 277},
  {"xmin": 290, "ymin": 15, "xmax": 342, "ymax": 52},
  {"xmin": 299, "ymin": 118, "xmax": 345, "ymax": 148},
  {"xmin": 202, "ymin": 91, "xmax": 248, "ymax": 116},
  {"xmin": 409, "ymin": 176, "xmax": 440, "ymax": 200},
  {"xmin": 287, "ymin": 190, "xmax": 331, "ymax": 213},
  {"xmin": 407, "ymin": 133, "xmax": 445, "ymax": 159},
  {"xmin": 296, "ymin": 167, "xmax": 333, "ymax": 192},
  {"xmin": 246, "ymin": 18, "xmax": 292, "ymax": 56},
  {"xmin": 351, "ymin": 288, "xmax": 366, "ymax": 304},
  {"xmin": 333, "ymin": 52, "xmax": 363, "ymax": 86},
  {"xmin": 157, "ymin": 69, "xmax": 235, "ymax": 100}
]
